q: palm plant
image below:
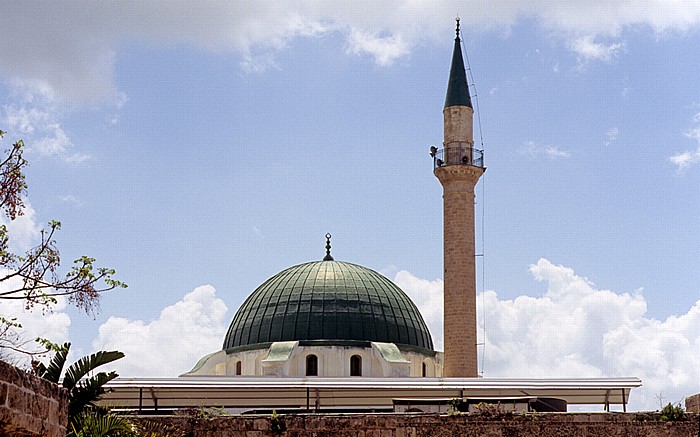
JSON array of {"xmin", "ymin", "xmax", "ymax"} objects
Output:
[
  {"xmin": 72, "ymin": 407, "xmax": 181, "ymax": 437},
  {"xmin": 33, "ymin": 342, "xmax": 124, "ymax": 434},
  {"xmin": 71, "ymin": 408, "xmax": 135, "ymax": 437}
]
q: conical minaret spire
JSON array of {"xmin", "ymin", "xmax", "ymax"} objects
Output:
[
  {"xmin": 444, "ymin": 18, "xmax": 472, "ymax": 109},
  {"xmin": 434, "ymin": 18, "xmax": 484, "ymax": 378}
]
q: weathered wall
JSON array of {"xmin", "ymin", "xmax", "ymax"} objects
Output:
[
  {"xmin": 0, "ymin": 360, "xmax": 68, "ymax": 437},
  {"xmin": 687, "ymin": 394, "xmax": 700, "ymax": 413},
  {"xmin": 135, "ymin": 412, "xmax": 700, "ymax": 437}
]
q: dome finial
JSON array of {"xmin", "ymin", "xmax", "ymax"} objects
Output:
[{"xmin": 323, "ymin": 233, "xmax": 334, "ymax": 261}]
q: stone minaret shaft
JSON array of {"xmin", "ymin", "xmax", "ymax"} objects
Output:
[{"xmin": 434, "ymin": 20, "xmax": 484, "ymax": 378}]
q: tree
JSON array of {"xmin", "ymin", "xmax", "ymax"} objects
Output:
[
  {"xmin": 0, "ymin": 129, "xmax": 126, "ymax": 356},
  {"xmin": 33, "ymin": 342, "xmax": 125, "ymax": 434}
]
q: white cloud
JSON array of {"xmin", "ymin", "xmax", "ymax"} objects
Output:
[
  {"xmin": 3, "ymin": 87, "xmax": 89, "ymax": 163},
  {"xmin": 670, "ymin": 149, "xmax": 700, "ymax": 171},
  {"xmin": 394, "ymin": 271, "xmax": 443, "ymax": 351},
  {"xmin": 34, "ymin": 123, "xmax": 71, "ymax": 156},
  {"xmin": 570, "ymin": 36, "xmax": 624, "ymax": 62},
  {"xmin": 347, "ymin": 29, "xmax": 410, "ymax": 66},
  {"xmin": 519, "ymin": 141, "xmax": 570, "ymax": 159},
  {"xmin": 670, "ymin": 125, "xmax": 700, "ymax": 171},
  {"xmin": 92, "ymin": 285, "xmax": 229, "ymax": 377},
  {"xmin": 396, "ymin": 259, "xmax": 700, "ymax": 411},
  {"xmin": 2, "ymin": 2, "xmax": 700, "ymax": 103}
]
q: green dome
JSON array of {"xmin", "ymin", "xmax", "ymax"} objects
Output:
[{"xmin": 223, "ymin": 260, "xmax": 434, "ymax": 351}]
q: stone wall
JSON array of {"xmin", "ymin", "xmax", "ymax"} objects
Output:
[
  {"xmin": 687, "ymin": 394, "xmax": 700, "ymax": 413},
  {"xmin": 0, "ymin": 360, "xmax": 68, "ymax": 437},
  {"xmin": 135, "ymin": 412, "xmax": 700, "ymax": 437}
]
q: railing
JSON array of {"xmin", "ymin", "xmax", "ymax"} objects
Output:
[{"xmin": 431, "ymin": 146, "xmax": 484, "ymax": 170}]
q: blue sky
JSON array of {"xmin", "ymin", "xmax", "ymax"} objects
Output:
[{"xmin": 1, "ymin": 2, "xmax": 699, "ymax": 410}]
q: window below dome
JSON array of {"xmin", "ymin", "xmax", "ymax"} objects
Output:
[
  {"xmin": 350, "ymin": 355, "xmax": 362, "ymax": 376},
  {"xmin": 306, "ymin": 354, "xmax": 318, "ymax": 376},
  {"xmin": 235, "ymin": 361, "xmax": 242, "ymax": 376}
]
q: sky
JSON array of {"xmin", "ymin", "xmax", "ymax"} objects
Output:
[{"xmin": 0, "ymin": 1, "xmax": 699, "ymax": 411}]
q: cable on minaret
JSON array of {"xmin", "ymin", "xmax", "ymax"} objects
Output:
[
  {"xmin": 323, "ymin": 233, "xmax": 334, "ymax": 261},
  {"xmin": 459, "ymin": 24, "xmax": 486, "ymax": 151}
]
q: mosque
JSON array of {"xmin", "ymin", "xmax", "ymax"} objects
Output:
[
  {"xmin": 182, "ymin": 18, "xmax": 479, "ymax": 381},
  {"xmin": 102, "ymin": 21, "xmax": 640, "ymax": 413}
]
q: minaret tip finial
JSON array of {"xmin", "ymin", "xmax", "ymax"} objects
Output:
[
  {"xmin": 323, "ymin": 233, "xmax": 334, "ymax": 261},
  {"xmin": 455, "ymin": 16, "xmax": 460, "ymax": 38}
]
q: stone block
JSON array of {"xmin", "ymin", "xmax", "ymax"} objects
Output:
[
  {"xmin": 0, "ymin": 382, "xmax": 7, "ymax": 406},
  {"xmin": 7, "ymin": 385, "xmax": 28, "ymax": 412},
  {"xmin": 253, "ymin": 418, "xmax": 268, "ymax": 431}
]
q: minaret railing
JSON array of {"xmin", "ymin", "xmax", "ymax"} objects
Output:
[{"xmin": 432, "ymin": 146, "xmax": 484, "ymax": 170}]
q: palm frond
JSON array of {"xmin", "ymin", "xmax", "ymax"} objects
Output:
[
  {"xmin": 63, "ymin": 350, "xmax": 124, "ymax": 390},
  {"xmin": 68, "ymin": 371, "xmax": 119, "ymax": 419},
  {"xmin": 42, "ymin": 342, "xmax": 70, "ymax": 383},
  {"xmin": 134, "ymin": 419, "xmax": 184, "ymax": 436},
  {"xmin": 71, "ymin": 409, "xmax": 135, "ymax": 437}
]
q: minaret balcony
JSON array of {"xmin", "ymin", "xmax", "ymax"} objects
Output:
[{"xmin": 431, "ymin": 146, "xmax": 484, "ymax": 170}]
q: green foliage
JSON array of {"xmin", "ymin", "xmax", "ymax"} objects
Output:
[
  {"xmin": 447, "ymin": 398, "xmax": 462, "ymax": 416},
  {"xmin": 71, "ymin": 408, "xmax": 183, "ymax": 437},
  {"xmin": 472, "ymin": 402, "xmax": 511, "ymax": 418},
  {"xmin": 33, "ymin": 342, "xmax": 125, "ymax": 434},
  {"xmin": 270, "ymin": 410, "xmax": 286, "ymax": 434},
  {"xmin": 71, "ymin": 408, "xmax": 135, "ymax": 437},
  {"xmin": 32, "ymin": 340, "xmax": 69, "ymax": 383},
  {"xmin": 174, "ymin": 405, "xmax": 230, "ymax": 420},
  {"xmin": 132, "ymin": 418, "xmax": 184, "ymax": 437},
  {"xmin": 658, "ymin": 402, "xmax": 686, "ymax": 422}
]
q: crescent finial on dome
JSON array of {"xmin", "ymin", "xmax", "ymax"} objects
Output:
[{"xmin": 323, "ymin": 233, "xmax": 334, "ymax": 261}]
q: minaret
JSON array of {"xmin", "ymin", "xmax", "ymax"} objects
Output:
[{"xmin": 433, "ymin": 18, "xmax": 484, "ymax": 378}]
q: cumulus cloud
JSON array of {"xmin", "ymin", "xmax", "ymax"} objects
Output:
[
  {"xmin": 92, "ymin": 285, "xmax": 229, "ymax": 377},
  {"xmin": 2, "ymin": 2, "xmax": 700, "ymax": 103},
  {"xmin": 519, "ymin": 141, "xmax": 570, "ymax": 159},
  {"xmin": 396, "ymin": 259, "xmax": 700, "ymax": 411},
  {"xmin": 394, "ymin": 271, "xmax": 443, "ymax": 351}
]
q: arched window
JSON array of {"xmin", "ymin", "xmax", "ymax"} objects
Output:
[
  {"xmin": 422, "ymin": 362, "xmax": 427, "ymax": 377},
  {"xmin": 350, "ymin": 355, "xmax": 362, "ymax": 376},
  {"xmin": 235, "ymin": 360, "xmax": 242, "ymax": 376},
  {"xmin": 306, "ymin": 354, "xmax": 318, "ymax": 376}
]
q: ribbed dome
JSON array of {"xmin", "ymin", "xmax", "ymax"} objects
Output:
[{"xmin": 223, "ymin": 260, "xmax": 434, "ymax": 351}]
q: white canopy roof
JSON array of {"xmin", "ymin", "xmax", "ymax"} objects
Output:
[{"xmin": 102, "ymin": 376, "xmax": 641, "ymax": 412}]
